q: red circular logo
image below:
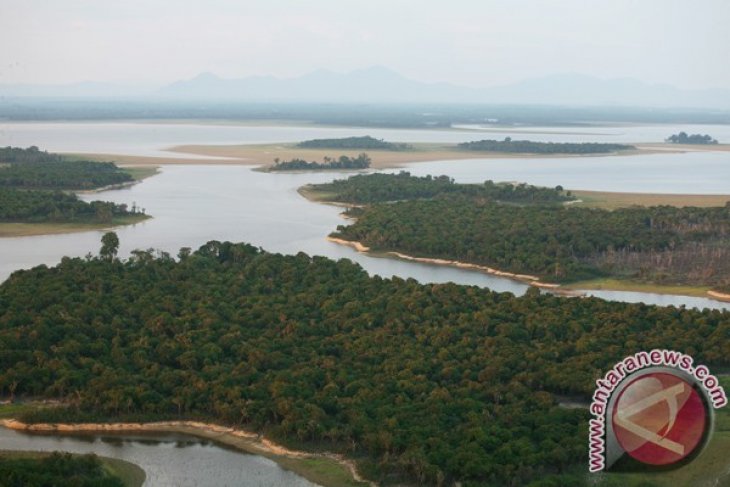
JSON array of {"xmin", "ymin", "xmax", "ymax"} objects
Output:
[{"xmin": 612, "ymin": 372, "xmax": 708, "ymax": 465}]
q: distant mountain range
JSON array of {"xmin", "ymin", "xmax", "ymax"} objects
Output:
[{"xmin": 2, "ymin": 67, "xmax": 730, "ymax": 109}]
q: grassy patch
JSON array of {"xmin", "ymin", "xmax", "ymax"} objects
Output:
[
  {"xmin": 275, "ymin": 456, "xmax": 369, "ymax": 487},
  {"xmin": 564, "ymin": 278, "xmax": 712, "ymax": 297},
  {"xmin": 121, "ymin": 166, "xmax": 159, "ymax": 181},
  {"xmin": 0, "ymin": 214, "xmax": 150, "ymax": 238},
  {"xmin": 571, "ymin": 190, "xmax": 730, "ymax": 210}
]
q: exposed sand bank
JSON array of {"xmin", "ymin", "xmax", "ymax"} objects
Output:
[
  {"xmin": 708, "ymin": 290, "xmax": 730, "ymax": 302},
  {"xmin": 0, "ymin": 419, "xmax": 372, "ymax": 487},
  {"xmin": 326, "ymin": 236, "xmax": 584, "ymax": 296}
]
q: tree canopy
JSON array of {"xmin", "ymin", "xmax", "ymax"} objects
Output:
[
  {"xmin": 457, "ymin": 138, "xmax": 635, "ymax": 154},
  {"xmin": 0, "ymin": 147, "xmax": 133, "ymax": 190},
  {"xmin": 0, "ymin": 452, "xmax": 125, "ymax": 487},
  {"xmin": 270, "ymin": 154, "xmax": 371, "ymax": 171},
  {"xmin": 665, "ymin": 132, "xmax": 718, "ymax": 144},
  {"xmin": 0, "ymin": 240, "xmax": 727, "ymax": 485},
  {"xmin": 307, "ymin": 171, "xmax": 573, "ymax": 205},
  {"xmin": 297, "ymin": 136, "xmax": 412, "ymax": 151}
]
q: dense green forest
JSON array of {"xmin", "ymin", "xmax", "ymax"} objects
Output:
[
  {"xmin": 0, "ymin": 146, "xmax": 133, "ymax": 190},
  {"xmin": 270, "ymin": 154, "xmax": 371, "ymax": 171},
  {"xmin": 306, "ymin": 172, "xmax": 573, "ymax": 204},
  {"xmin": 665, "ymin": 132, "xmax": 718, "ymax": 144},
  {"xmin": 297, "ymin": 136, "xmax": 412, "ymax": 151},
  {"xmin": 457, "ymin": 138, "xmax": 635, "ymax": 154},
  {"xmin": 0, "ymin": 239, "xmax": 728, "ymax": 486},
  {"xmin": 0, "ymin": 452, "xmax": 124, "ymax": 487},
  {"xmin": 0, "ymin": 188, "xmax": 144, "ymax": 224},
  {"xmin": 333, "ymin": 196, "xmax": 730, "ymax": 285}
]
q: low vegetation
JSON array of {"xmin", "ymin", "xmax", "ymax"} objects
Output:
[
  {"xmin": 297, "ymin": 136, "xmax": 412, "ymax": 151},
  {"xmin": 457, "ymin": 137, "xmax": 635, "ymax": 154},
  {"xmin": 270, "ymin": 154, "xmax": 371, "ymax": 171},
  {"xmin": 0, "ymin": 238, "xmax": 728, "ymax": 486}
]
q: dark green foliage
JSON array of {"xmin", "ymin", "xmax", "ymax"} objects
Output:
[
  {"xmin": 100, "ymin": 232, "xmax": 120, "ymax": 260},
  {"xmin": 270, "ymin": 154, "xmax": 371, "ymax": 171},
  {"xmin": 457, "ymin": 138, "xmax": 634, "ymax": 154},
  {"xmin": 0, "ymin": 188, "xmax": 141, "ymax": 223},
  {"xmin": 0, "ymin": 242, "xmax": 728, "ymax": 485},
  {"xmin": 309, "ymin": 171, "xmax": 573, "ymax": 204},
  {"xmin": 333, "ymin": 197, "xmax": 730, "ymax": 283},
  {"xmin": 0, "ymin": 452, "xmax": 124, "ymax": 487},
  {"xmin": 0, "ymin": 147, "xmax": 132, "ymax": 190},
  {"xmin": 666, "ymin": 132, "xmax": 718, "ymax": 144},
  {"xmin": 297, "ymin": 136, "xmax": 412, "ymax": 151}
]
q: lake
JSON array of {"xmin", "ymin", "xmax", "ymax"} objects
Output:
[
  {"xmin": 0, "ymin": 427, "xmax": 317, "ymax": 487},
  {"xmin": 1, "ymin": 163, "xmax": 727, "ymax": 310}
]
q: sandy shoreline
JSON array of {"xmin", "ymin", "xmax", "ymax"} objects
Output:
[
  {"xmin": 326, "ymin": 235, "xmax": 588, "ymax": 296},
  {"xmin": 68, "ymin": 142, "xmax": 686, "ymax": 171},
  {"xmin": 708, "ymin": 290, "xmax": 730, "ymax": 302},
  {"xmin": 0, "ymin": 418, "xmax": 373, "ymax": 487}
]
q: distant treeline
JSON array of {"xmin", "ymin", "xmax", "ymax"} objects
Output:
[
  {"xmin": 666, "ymin": 132, "xmax": 718, "ymax": 144},
  {"xmin": 0, "ymin": 452, "xmax": 124, "ymax": 487},
  {"xmin": 0, "ymin": 188, "xmax": 143, "ymax": 224},
  {"xmin": 458, "ymin": 137, "xmax": 635, "ymax": 154},
  {"xmin": 0, "ymin": 146, "xmax": 133, "ymax": 190},
  {"xmin": 1, "ymin": 240, "xmax": 728, "ymax": 486},
  {"xmin": 270, "ymin": 153, "xmax": 371, "ymax": 171},
  {"xmin": 297, "ymin": 135, "xmax": 412, "ymax": 151},
  {"xmin": 307, "ymin": 171, "xmax": 573, "ymax": 204}
]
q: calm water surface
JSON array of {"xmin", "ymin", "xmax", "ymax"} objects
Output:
[
  {"xmin": 0, "ymin": 427, "xmax": 317, "ymax": 487},
  {"xmin": 3, "ymin": 121, "xmax": 730, "ymax": 158},
  {"xmin": 0, "ymin": 164, "xmax": 727, "ymax": 310}
]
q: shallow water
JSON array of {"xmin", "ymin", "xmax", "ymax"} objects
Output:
[{"xmin": 0, "ymin": 427, "xmax": 317, "ymax": 487}]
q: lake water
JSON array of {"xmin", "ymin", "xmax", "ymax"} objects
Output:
[
  {"xmin": 3, "ymin": 121, "xmax": 730, "ymax": 158},
  {"xmin": 0, "ymin": 163, "xmax": 727, "ymax": 310},
  {"xmin": 0, "ymin": 427, "xmax": 317, "ymax": 487},
  {"xmin": 1, "ymin": 121, "xmax": 729, "ymax": 482}
]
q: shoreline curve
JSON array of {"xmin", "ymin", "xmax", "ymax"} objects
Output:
[{"xmin": 0, "ymin": 418, "xmax": 374, "ymax": 487}]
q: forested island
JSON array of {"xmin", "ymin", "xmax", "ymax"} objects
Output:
[
  {"xmin": 0, "ymin": 147, "xmax": 149, "ymax": 236},
  {"xmin": 297, "ymin": 136, "xmax": 412, "ymax": 151},
  {"xmin": 0, "ymin": 188, "xmax": 145, "ymax": 224},
  {"xmin": 269, "ymin": 153, "xmax": 371, "ymax": 171},
  {"xmin": 320, "ymin": 174, "xmax": 730, "ymax": 289},
  {"xmin": 304, "ymin": 171, "xmax": 573, "ymax": 204},
  {"xmin": 457, "ymin": 138, "xmax": 635, "ymax": 154},
  {"xmin": 0, "ymin": 146, "xmax": 134, "ymax": 190},
  {"xmin": 665, "ymin": 132, "xmax": 718, "ymax": 144},
  {"xmin": 0, "ymin": 452, "xmax": 129, "ymax": 486}
]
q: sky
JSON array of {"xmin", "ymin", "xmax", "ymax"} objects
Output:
[{"xmin": 1, "ymin": 0, "xmax": 729, "ymax": 90}]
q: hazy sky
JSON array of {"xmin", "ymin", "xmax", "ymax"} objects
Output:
[{"xmin": 2, "ymin": 0, "xmax": 729, "ymax": 89}]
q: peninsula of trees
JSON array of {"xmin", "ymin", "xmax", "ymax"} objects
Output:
[
  {"xmin": 665, "ymin": 132, "xmax": 718, "ymax": 144},
  {"xmin": 0, "ymin": 239, "xmax": 727, "ymax": 486},
  {"xmin": 323, "ymin": 174, "xmax": 730, "ymax": 287},
  {"xmin": 0, "ymin": 146, "xmax": 134, "ymax": 190},
  {"xmin": 0, "ymin": 147, "xmax": 148, "ymax": 232},
  {"xmin": 305, "ymin": 171, "xmax": 573, "ymax": 204},
  {"xmin": 269, "ymin": 153, "xmax": 371, "ymax": 171},
  {"xmin": 457, "ymin": 138, "xmax": 635, "ymax": 154},
  {"xmin": 0, "ymin": 188, "xmax": 145, "ymax": 224},
  {"xmin": 296, "ymin": 136, "xmax": 412, "ymax": 151}
]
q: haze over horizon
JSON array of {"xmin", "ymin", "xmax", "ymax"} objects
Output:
[{"xmin": 2, "ymin": 0, "xmax": 730, "ymax": 92}]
